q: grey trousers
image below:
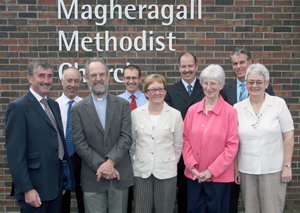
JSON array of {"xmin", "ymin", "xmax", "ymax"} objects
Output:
[
  {"xmin": 134, "ymin": 175, "xmax": 177, "ymax": 213},
  {"xmin": 84, "ymin": 182, "xmax": 128, "ymax": 213},
  {"xmin": 240, "ymin": 172, "xmax": 287, "ymax": 213}
]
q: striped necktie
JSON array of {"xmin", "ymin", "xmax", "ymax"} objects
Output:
[{"xmin": 40, "ymin": 98, "xmax": 65, "ymax": 160}]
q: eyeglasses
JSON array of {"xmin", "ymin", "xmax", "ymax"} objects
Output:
[
  {"xmin": 251, "ymin": 114, "xmax": 262, "ymax": 129},
  {"xmin": 147, "ymin": 88, "xmax": 165, "ymax": 93},
  {"xmin": 247, "ymin": 80, "xmax": 265, "ymax": 86},
  {"xmin": 124, "ymin": 76, "xmax": 139, "ymax": 81}
]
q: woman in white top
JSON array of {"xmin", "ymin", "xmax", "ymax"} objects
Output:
[
  {"xmin": 130, "ymin": 74, "xmax": 183, "ymax": 213},
  {"xmin": 234, "ymin": 63, "xmax": 294, "ymax": 213}
]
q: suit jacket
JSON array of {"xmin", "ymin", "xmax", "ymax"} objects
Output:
[
  {"xmin": 222, "ymin": 79, "xmax": 275, "ymax": 106},
  {"xmin": 165, "ymin": 79, "xmax": 205, "ymax": 119},
  {"xmin": 130, "ymin": 102, "xmax": 183, "ymax": 179},
  {"xmin": 71, "ymin": 94, "xmax": 134, "ymax": 192},
  {"xmin": 5, "ymin": 91, "xmax": 71, "ymax": 201}
]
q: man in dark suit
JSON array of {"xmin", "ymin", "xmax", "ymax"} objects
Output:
[
  {"xmin": 222, "ymin": 48, "xmax": 274, "ymax": 106},
  {"xmin": 165, "ymin": 52, "xmax": 205, "ymax": 213},
  {"xmin": 71, "ymin": 58, "xmax": 134, "ymax": 213},
  {"xmin": 5, "ymin": 61, "xmax": 73, "ymax": 213},
  {"xmin": 222, "ymin": 48, "xmax": 274, "ymax": 213}
]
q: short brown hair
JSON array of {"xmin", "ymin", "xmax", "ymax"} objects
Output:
[{"xmin": 143, "ymin": 74, "xmax": 167, "ymax": 93}]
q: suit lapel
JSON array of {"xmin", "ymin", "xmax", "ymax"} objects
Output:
[
  {"xmin": 155, "ymin": 103, "xmax": 171, "ymax": 131},
  {"xmin": 190, "ymin": 79, "xmax": 203, "ymax": 104},
  {"xmin": 84, "ymin": 96, "xmax": 105, "ymax": 135},
  {"xmin": 227, "ymin": 79, "xmax": 237, "ymax": 104},
  {"xmin": 26, "ymin": 92, "xmax": 55, "ymax": 130},
  {"xmin": 175, "ymin": 81, "xmax": 190, "ymax": 104},
  {"xmin": 104, "ymin": 94, "xmax": 116, "ymax": 139},
  {"xmin": 48, "ymin": 99, "xmax": 64, "ymax": 137}
]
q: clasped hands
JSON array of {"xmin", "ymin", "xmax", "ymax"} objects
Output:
[
  {"xmin": 96, "ymin": 159, "xmax": 120, "ymax": 182},
  {"xmin": 192, "ymin": 167, "xmax": 212, "ymax": 183}
]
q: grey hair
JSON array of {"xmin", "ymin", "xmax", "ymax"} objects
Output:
[
  {"xmin": 245, "ymin": 63, "xmax": 270, "ymax": 82},
  {"xmin": 231, "ymin": 48, "xmax": 252, "ymax": 61},
  {"xmin": 199, "ymin": 64, "xmax": 225, "ymax": 87},
  {"xmin": 85, "ymin": 58, "xmax": 109, "ymax": 75},
  {"xmin": 61, "ymin": 67, "xmax": 81, "ymax": 80},
  {"xmin": 28, "ymin": 61, "xmax": 53, "ymax": 76}
]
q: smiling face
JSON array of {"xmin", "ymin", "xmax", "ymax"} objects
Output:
[
  {"xmin": 202, "ymin": 78, "xmax": 222, "ymax": 100},
  {"xmin": 179, "ymin": 53, "xmax": 198, "ymax": 84},
  {"xmin": 231, "ymin": 53, "xmax": 252, "ymax": 82},
  {"xmin": 85, "ymin": 61, "xmax": 109, "ymax": 97},
  {"xmin": 61, "ymin": 68, "xmax": 81, "ymax": 99},
  {"xmin": 28, "ymin": 66, "xmax": 53, "ymax": 97},
  {"xmin": 145, "ymin": 81, "xmax": 166, "ymax": 105},
  {"xmin": 246, "ymin": 73, "xmax": 269, "ymax": 98},
  {"xmin": 123, "ymin": 68, "xmax": 141, "ymax": 94}
]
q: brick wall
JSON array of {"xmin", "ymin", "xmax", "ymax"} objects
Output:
[{"xmin": 0, "ymin": 0, "xmax": 299, "ymax": 212}]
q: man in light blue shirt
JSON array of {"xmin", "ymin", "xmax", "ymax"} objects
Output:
[{"xmin": 118, "ymin": 65, "xmax": 147, "ymax": 111}]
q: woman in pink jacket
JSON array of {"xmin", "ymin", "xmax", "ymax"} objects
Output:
[{"xmin": 183, "ymin": 64, "xmax": 239, "ymax": 213}]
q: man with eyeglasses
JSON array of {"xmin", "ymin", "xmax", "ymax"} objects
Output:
[
  {"xmin": 222, "ymin": 48, "xmax": 274, "ymax": 213},
  {"xmin": 165, "ymin": 52, "xmax": 205, "ymax": 213},
  {"xmin": 71, "ymin": 58, "xmax": 134, "ymax": 213},
  {"xmin": 119, "ymin": 65, "xmax": 148, "ymax": 112}
]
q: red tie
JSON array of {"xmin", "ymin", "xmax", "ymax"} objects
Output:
[{"xmin": 130, "ymin": 95, "xmax": 137, "ymax": 111}]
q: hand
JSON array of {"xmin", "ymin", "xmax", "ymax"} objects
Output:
[
  {"xmin": 105, "ymin": 168, "xmax": 120, "ymax": 181},
  {"xmin": 96, "ymin": 159, "xmax": 116, "ymax": 182},
  {"xmin": 234, "ymin": 169, "xmax": 241, "ymax": 185},
  {"xmin": 24, "ymin": 189, "xmax": 42, "ymax": 208},
  {"xmin": 191, "ymin": 167, "xmax": 201, "ymax": 180},
  {"xmin": 281, "ymin": 167, "xmax": 292, "ymax": 183},
  {"xmin": 198, "ymin": 169, "xmax": 212, "ymax": 183}
]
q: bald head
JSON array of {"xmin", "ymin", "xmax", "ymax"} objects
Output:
[{"xmin": 61, "ymin": 67, "xmax": 81, "ymax": 99}]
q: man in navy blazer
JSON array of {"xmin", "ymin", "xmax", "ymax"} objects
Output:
[
  {"xmin": 5, "ymin": 61, "xmax": 73, "ymax": 213},
  {"xmin": 222, "ymin": 48, "xmax": 274, "ymax": 106},
  {"xmin": 222, "ymin": 48, "xmax": 274, "ymax": 213},
  {"xmin": 165, "ymin": 52, "xmax": 205, "ymax": 213}
]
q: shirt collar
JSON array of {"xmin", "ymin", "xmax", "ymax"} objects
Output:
[
  {"xmin": 92, "ymin": 94, "xmax": 107, "ymax": 102},
  {"xmin": 123, "ymin": 90, "xmax": 143, "ymax": 99},
  {"xmin": 30, "ymin": 88, "xmax": 47, "ymax": 102},
  {"xmin": 182, "ymin": 78, "xmax": 197, "ymax": 88},
  {"xmin": 196, "ymin": 95, "xmax": 225, "ymax": 115},
  {"xmin": 237, "ymin": 79, "xmax": 245, "ymax": 86},
  {"xmin": 60, "ymin": 93, "xmax": 81, "ymax": 105}
]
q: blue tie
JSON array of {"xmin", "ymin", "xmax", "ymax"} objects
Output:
[
  {"xmin": 65, "ymin": 100, "xmax": 75, "ymax": 156},
  {"xmin": 239, "ymin": 82, "xmax": 247, "ymax": 102},
  {"xmin": 187, "ymin": 84, "xmax": 193, "ymax": 95}
]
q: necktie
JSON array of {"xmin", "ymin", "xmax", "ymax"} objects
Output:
[
  {"xmin": 65, "ymin": 100, "xmax": 74, "ymax": 156},
  {"xmin": 239, "ymin": 82, "xmax": 247, "ymax": 102},
  {"xmin": 130, "ymin": 94, "xmax": 137, "ymax": 112},
  {"xmin": 40, "ymin": 98, "xmax": 65, "ymax": 160},
  {"xmin": 187, "ymin": 84, "xmax": 193, "ymax": 95}
]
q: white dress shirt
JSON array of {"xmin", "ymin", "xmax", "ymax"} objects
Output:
[
  {"xmin": 234, "ymin": 93, "xmax": 294, "ymax": 174},
  {"xmin": 56, "ymin": 93, "xmax": 82, "ymax": 136},
  {"xmin": 181, "ymin": 78, "xmax": 196, "ymax": 93}
]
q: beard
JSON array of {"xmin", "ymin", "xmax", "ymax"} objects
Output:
[{"xmin": 89, "ymin": 82, "xmax": 108, "ymax": 96}]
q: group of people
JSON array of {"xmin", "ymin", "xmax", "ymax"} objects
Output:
[{"xmin": 5, "ymin": 48, "xmax": 294, "ymax": 213}]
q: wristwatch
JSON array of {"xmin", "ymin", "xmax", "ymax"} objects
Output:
[{"xmin": 284, "ymin": 164, "xmax": 291, "ymax": 168}]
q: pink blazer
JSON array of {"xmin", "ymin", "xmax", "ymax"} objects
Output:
[{"xmin": 183, "ymin": 96, "xmax": 239, "ymax": 182}]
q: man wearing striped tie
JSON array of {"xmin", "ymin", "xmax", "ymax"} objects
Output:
[
  {"xmin": 56, "ymin": 67, "xmax": 84, "ymax": 213},
  {"xmin": 222, "ymin": 48, "xmax": 275, "ymax": 213},
  {"xmin": 5, "ymin": 61, "xmax": 73, "ymax": 213}
]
